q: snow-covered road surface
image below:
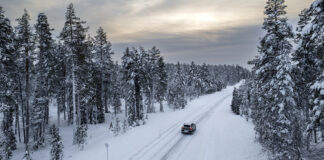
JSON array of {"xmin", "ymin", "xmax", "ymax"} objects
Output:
[{"xmin": 161, "ymin": 91, "xmax": 267, "ymax": 160}]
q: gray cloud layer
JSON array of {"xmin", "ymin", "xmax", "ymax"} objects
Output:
[{"xmin": 1, "ymin": 0, "xmax": 314, "ymax": 67}]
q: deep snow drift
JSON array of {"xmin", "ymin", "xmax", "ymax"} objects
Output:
[{"xmin": 13, "ymin": 84, "xmax": 267, "ymax": 160}]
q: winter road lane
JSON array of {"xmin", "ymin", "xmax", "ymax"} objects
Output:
[{"xmin": 161, "ymin": 89, "xmax": 267, "ymax": 160}]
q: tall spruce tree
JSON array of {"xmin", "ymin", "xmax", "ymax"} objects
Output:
[
  {"xmin": 145, "ymin": 46, "xmax": 160, "ymax": 113},
  {"xmin": 251, "ymin": 0, "xmax": 302, "ymax": 159},
  {"xmin": 15, "ymin": 9, "xmax": 35, "ymax": 149},
  {"xmin": 50, "ymin": 43, "xmax": 68, "ymax": 126},
  {"xmin": 122, "ymin": 47, "xmax": 145, "ymax": 125},
  {"xmin": 0, "ymin": 6, "xmax": 17, "ymax": 157},
  {"xmin": 187, "ymin": 62, "xmax": 199, "ymax": 99},
  {"xmin": 169, "ymin": 62, "xmax": 187, "ymax": 109},
  {"xmin": 122, "ymin": 48, "xmax": 135, "ymax": 124},
  {"xmin": 31, "ymin": 12, "xmax": 53, "ymax": 149},
  {"xmin": 93, "ymin": 27, "xmax": 113, "ymax": 121},
  {"xmin": 59, "ymin": 3, "xmax": 88, "ymax": 146},
  {"xmin": 199, "ymin": 63, "xmax": 210, "ymax": 94},
  {"xmin": 306, "ymin": 0, "xmax": 324, "ymax": 143},
  {"xmin": 111, "ymin": 62, "xmax": 122, "ymax": 115},
  {"xmin": 293, "ymin": 8, "xmax": 315, "ymax": 148},
  {"xmin": 155, "ymin": 57, "xmax": 167, "ymax": 112}
]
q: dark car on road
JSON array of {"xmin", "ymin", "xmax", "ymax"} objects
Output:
[{"xmin": 181, "ymin": 123, "xmax": 196, "ymax": 134}]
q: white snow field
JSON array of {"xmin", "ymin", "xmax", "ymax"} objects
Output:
[{"xmin": 13, "ymin": 84, "xmax": 267, "ymax": 160}]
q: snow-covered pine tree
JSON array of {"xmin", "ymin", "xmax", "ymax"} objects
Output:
[
  {"xmin": 22, "ymin": 150, "xmax": 32, "ymax": 160},
  {"xmin": 122, "ymin": 120, "xmax": 128, "ymax": 133},
  {"xmin": 306, "ymin": 0, "xmax": 324, "ymax": 144},
  {"xmin": 231, "ymin": 88, "xmax": 240, "ymax": 115},
  {"xmin": 49, "ymin": 125, "xmax": 63, "ymax": 160},
  {"xmin": 93, "ymin": 27, "xmax": 113, "ymax": 121},
  {"xmin": 79, "ymin": 34, "xmax": 96, "ymax": 125},
  {"xmin": 31, "ymin": 12, "xmax": 53, "ymax": 149},
  {"xmin": 292, "ymin": 8, "xmax": 315, "ymax": 148},
  {"xmin": 86, "ymin": 35, "xmax": 100, "ymax": 124},
  {"xmin": 31, "ymin": 82, "xmax": 46, "ymax": 149},
  {"xmin": 50, "ymin": 43, "xmax": 68, "ymax": 126},
  {"xmin": 122, "ymin": 48, "xmax": 136, "ymax": 124},
  {"xmin": 113, "ymin": 117, "xmax": 121, "ymax": 136},
  {"xmin": 15, "ymin": 9, "xmax": 36, "ymax": 148},
  {"xmin": 155, "ymin": 57, "xmax": 167, "ymax": 112},
  {"xmin": 35, "ymin": 12, "xmax": 53, "ymax": 125},
  {"xmin": 170, "ymin": 62, "xmax": 187, "ymax": 109},
  {"xmin": 251, "ymin": 0, "xmax": 302, "ymax": 159},
  {"xmin": 111, "ymin": 63, "xmax": 122, "ymax": 115},
  {"xmin": 122, "ymin": 47, "xmax": 146, "ymax": 125},
  {"xmin": 0, "ymin": 120, "xmax": 14, "ymax": 160},
  {"xmin": 134, "ymin": 47, "xmax": 145, "ymax": 124},
  {"xmin": 238, "ymin": 81, "xmax": 252, "ymax": 120},
  {"xmin": 59, "ymin": 3, "xmax": 89, "ymax": 146},
  {"xmin": 187, "ymin": 62, "xmax": 199, "ymax": 99},
  {"xmin": 199, "ymin": 63, "xmax": 211, "ymax": 94},
  {"xmin": 0, "ymin": 6, "xmax": 17, "ymax": 155},
  {"xmin": 145, "ymin": 46, "xmax": 160, "ymax": 113},
  {"xmin": 73, "ymin": 124, "xmax": 87, "ymax": 150}
]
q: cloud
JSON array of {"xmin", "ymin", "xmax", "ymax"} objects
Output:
[
  {"xmin": 111, "ymin": 25, "xmax": 262, "ymax": 68},
  {"xmin": 0, "ymin": 0, "xmax": 314, "ymax": 67}
]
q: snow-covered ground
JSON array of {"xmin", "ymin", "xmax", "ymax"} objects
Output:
[{"xmin": 13, "ymin": 84, "xmax": 267, "ymax": 160}]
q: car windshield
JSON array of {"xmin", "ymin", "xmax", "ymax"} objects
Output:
[{"xmin": 184, "ymin": 125, "xmax": 191, "ymax": 127}]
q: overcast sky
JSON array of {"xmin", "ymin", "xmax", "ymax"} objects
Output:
[{"xmin": 1, "ymin": 0, "xmax": 314, "ymax": 67}]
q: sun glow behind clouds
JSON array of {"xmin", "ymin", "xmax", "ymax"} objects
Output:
[{"xmin": 171, "ymin": 12, "xmax": 215, "ymax": 24}]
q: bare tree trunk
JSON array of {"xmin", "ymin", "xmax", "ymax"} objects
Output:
[
  {"xmin": 101, "ymin": 67, "xmax": 104, "ymax": 114},
  {"xmin": 72, "ymin": 61, "xmax": 77, "ymax": 129},
  {"xmin": 104, "ymin": 92, "xmax": 108, "ymax": 113},
  {"xmin": 25, "ymin": 49, "xmax": 30, "ymax": 145},
  {"xmin": 125, "ymin": 99, "xmax": 128, "ymax": 117},
  {"xmin": 159, "ymin": 101, "xmax": 164, "ymax": 112},
  {"xmin": 306, "ymin": 134, "xmax": 310, "ymax": 150},
  {"xmin": 314, "ymin": 129, "xmax": 317, "ymax": 143},
  {"xmin": 305, "ymin": 100, "xmax": 310, "ymax": 150},
  {"xmin": 44, "ymin": 91, "xmax": 49, "ymax": 125},
  {"xmin": 15, "ymin": 103, "xmax": 21, "ymax": 142},
  {"xmin": 57, "ymin": 98, "xmax": 60, "ymax": 127},
  {"xmin": 151, "ymin": 82, "xmax": 155, "ymax": 113},
  {"xmin": 19, "ymin": 77, "xmax": 26, "ymax": 143},
  {"xmin": 64, "ymin": 89, "xmax": 67, "ymax": 121},
  {"xmin": 77, "ymin": 94, "xmax": 81, "ymax": 124}
]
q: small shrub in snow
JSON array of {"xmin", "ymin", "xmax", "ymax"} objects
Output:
[
  {"xmin": 49, "ymin": 125, "xmax": 64, "ymax": 160},
  {"xmin": 73, "ymin": 124, "xmax": 88, "ymax": 150},
  {"xmin": 22, "ymin": 150, "xmax": 32, "ymax": 160},
  {"xmin": 122, "ymin": 120, "xmax": 128, "ymax": 133},
  {"xmin": 114, "ymin": 118, "xmax": 121, "ymax": 136},
  {"xmin": 109, "ymin": 122, "xmax": 113, "ymax": 130},
  {"xmin": 231, "ymin": 87, "xmax": 241, "ymax": 115}
]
